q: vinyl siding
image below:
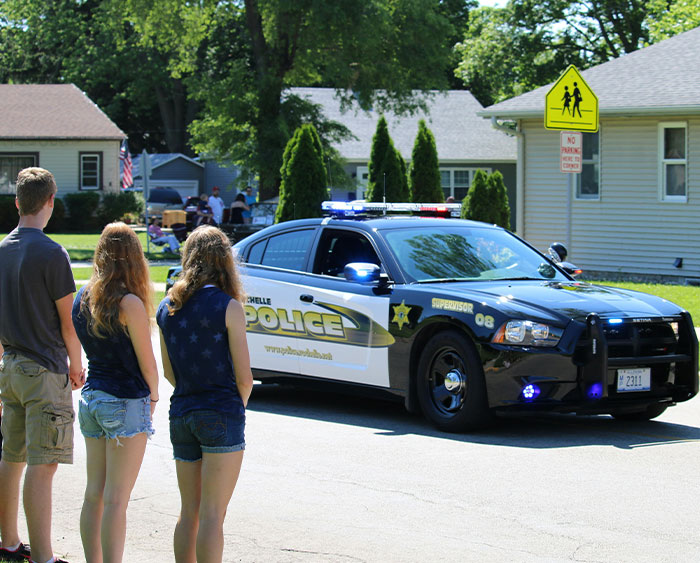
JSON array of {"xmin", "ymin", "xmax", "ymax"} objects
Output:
[
  {"xmin": 520, "ymin": 117, "xmax": 700, "ymax": 279},
  {"xmin": 0, "ymin": 139, "xmax": 121, "ymax": 195}
]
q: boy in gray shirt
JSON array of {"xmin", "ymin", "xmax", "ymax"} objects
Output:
[{"xmin": 0, "ymin": 167, "xmax": 84, "ymax": 563}]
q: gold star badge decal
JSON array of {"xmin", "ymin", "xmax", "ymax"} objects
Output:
[{"xmin": 392, "ymin": 300, "xmax": 412, "ymax": 330}]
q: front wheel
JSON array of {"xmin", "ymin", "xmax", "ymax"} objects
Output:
[
  {"xmin": 611, "ymin": 403, "xmax": 668, "ymax": 421},
  {"xmin": 416, "ymin": 331, "xmax": 493, "ymax": 432}
]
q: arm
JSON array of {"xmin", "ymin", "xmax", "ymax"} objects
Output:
[
  {"xmin": 226, "ymin": 299, "xmax": 254, "ymax": 407},
  {"xmin": 159, "ymin": 330, "xmax": 176, "ymax": 388},
  {"xmin": 55, "ymin": 293, "xmax": 84, "ymax": 389},
  {"xmin": 120, "ymin": 294, "xmax": 159, "ymax": 415}
]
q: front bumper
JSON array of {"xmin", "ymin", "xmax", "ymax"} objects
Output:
[{"xmin": 483, "ymin": 312, "xmax": 699, "ymax": 413}]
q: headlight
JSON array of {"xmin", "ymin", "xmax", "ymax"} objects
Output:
[{"xmin": 492, "ymin": 320, "xmax": 562, "ymax": 347}]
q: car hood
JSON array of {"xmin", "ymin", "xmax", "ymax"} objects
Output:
[{"xmin": 415, "ymin": 280, "xmax": 684, "ymax": 324}]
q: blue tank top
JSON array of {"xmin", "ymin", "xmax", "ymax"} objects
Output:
[
  {"xmin": 156, "ymin": 286, "xmax": 244, "ymax": 417},
  {"xmin": 72, "ymin": 286, "xmax": 149, "ymax": 398}
]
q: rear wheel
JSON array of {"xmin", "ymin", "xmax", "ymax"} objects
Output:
[
  {"xmin": 416, "ymin": 331, "xmax": 492, "ymax": 432},
  {"xmin": 611, "ymin": 403, "xmax": 668, "ymax": 421}
]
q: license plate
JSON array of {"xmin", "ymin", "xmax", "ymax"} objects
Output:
[{"xmin": 617, "ymin": 368, "xmax": 651, "ymax": 392}]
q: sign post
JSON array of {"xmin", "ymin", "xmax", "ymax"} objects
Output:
[
  {"xmin": 545, "ymin": 65, "xmax": 598, "ymax": 254},
  {"xmin": 142, "ymin": 149, "xmax": 152, "ymax": 254}
]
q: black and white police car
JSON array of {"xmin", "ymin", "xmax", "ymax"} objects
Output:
[{"xmin": 166, "ymin": 202, "xmax": 698, "ymax": 432}]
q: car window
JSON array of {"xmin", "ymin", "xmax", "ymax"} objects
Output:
[
  {"xmin": 251, "ymin": 229, "xmax": 314, "ymax": 271},
  {"xmin": 383, "ymin": 226, "xmax": 568, "ymax": 283},
  {"xmin": 313, "ymin": 229, "xmax": 380, "ymax": 277}
]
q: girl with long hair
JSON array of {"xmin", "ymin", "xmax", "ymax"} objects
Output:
[
  {"xmin": 156, "ymin": 225, "xmax": 253, "ymax": 563},
  {"xmin": 72, "ymin": 222, "xmax": 159, "ymax": 563}
]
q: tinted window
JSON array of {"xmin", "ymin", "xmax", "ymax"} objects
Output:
[
  {"xmin": 258, "ymin": 229, "xmax": 314, "ymax": 271},
  {"xmin": 247, "ymin": 239, "xmax": 267, "ymax": 264},
  {"xmin": 383, "ymin": 226, "xmax": 568, "ymax": 283},
  {"xmin": 313, "ymin": 229, "xmax": 380, "ymax": 277}
]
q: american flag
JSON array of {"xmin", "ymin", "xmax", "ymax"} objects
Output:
[{"xmin": 120, "ymin": 139, "xmax": 133, "ymax": 189}]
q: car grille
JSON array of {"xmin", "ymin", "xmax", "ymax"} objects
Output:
[{"xmin": 602, "ymin": 322, "xmax": 677, "ymax": 359}]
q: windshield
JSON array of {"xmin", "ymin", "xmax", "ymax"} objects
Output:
[{"xmin": 382, "ymin": 226, "xmax": 569, "ymax": 283}]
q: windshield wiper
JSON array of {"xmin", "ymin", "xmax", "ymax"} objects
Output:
[{"xmin": 415, "ymin": 278, "xmax": 477, "ymax": 284}]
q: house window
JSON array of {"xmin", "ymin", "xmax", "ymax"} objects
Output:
[
  {"xmin": 576, "ymin": 132, "xmax": 600, "ymax": 200},
  {"xmin": 0, "ymin": 153, "xmax": 38, "ymax": 194},
  {"xmin": 80, "ymin": 152, "xmax": 102, "ymax": 190},
  {"xmin": 440, "ymin": 168, "xmax": 491, "ymax": 201},
  {"xmin": 659, "ymin": 123, "xmax": 687, "ymax": 201}
]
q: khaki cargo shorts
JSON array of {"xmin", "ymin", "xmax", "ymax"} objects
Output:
[{"xmin": 0, "ymin": 353, "xmax": 74, "ymax": 465}]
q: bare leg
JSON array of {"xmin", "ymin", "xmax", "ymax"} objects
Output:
[
  {"xmin": 81, "ymin": 437, "xmax": 107, "ymax": 563},
  {"xmin": 174, "ymin": 460, "xmax": 202, "ymax": 563},
  {"xmin": 0, "ymin": 460, "xmax": 25, "ymax": 548},
  {"xmin": 24, "ymin": 463, "xmax": 58, "ymax": 563},
  {"xmin": 101, "ymin": 434, "xmax": 147, "ymax": 563},
  {"xmin": 196, "ymin": 451, "xmax": 244, "ymax": 563}
]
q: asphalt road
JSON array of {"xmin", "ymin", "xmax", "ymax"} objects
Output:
[{"xmin": 16, "ymin": 332, "xmax": 700, "ymax": 562}]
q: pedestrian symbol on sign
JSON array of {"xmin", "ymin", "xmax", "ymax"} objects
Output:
[{"xmin": 545, "ymin": 66, "xmax": 598, "ymax": 132}]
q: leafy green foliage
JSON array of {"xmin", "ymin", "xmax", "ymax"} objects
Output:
[
  {"xmin": 409, "ymin": 120, "xmax": 443, "ymax": 202},
  {"xmin": 454, "ymin": 1, "xmax": 661, "ymax": 106},
  {"xmin": 63, "ymin": 192, "xmax": 101, "ymax": 232},
  {"xmin": 275, "ymin": 124, "xmax": 327, "ymax": 223},
  {"xmin": 46, "ymin": 196, "xmax": 65, "ymax": 233},
  {"xmin": 97, "ymin": 192, "xmax": 144, "ymax": 228},
  {"xmin": 646, "ymin": 0, "xmax": 700, "ymax": 42},
  {"xmin": 461, "ymin": 169, "xmax": 511, "ymax": 229},
  {"xmin": 365, "ymin": 117, "xmax": 392, "ymax": 202}
]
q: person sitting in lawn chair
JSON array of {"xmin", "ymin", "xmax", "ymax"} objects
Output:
[{"xmin": 148, "ymin": 217, "xmax": 181, "ymax": 254}]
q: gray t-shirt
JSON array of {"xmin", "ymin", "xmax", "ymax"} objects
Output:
[{"xmin": 0, "ymin": 227, "xmax": 76, "ymax": 373}]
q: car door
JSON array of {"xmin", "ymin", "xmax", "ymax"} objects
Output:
[
  {"xmin": 293, "ymin": 227, "xmax": 394, "ymax": 388},
  {"xmin": 241, "ymin": 227, "xmax": 317, "ymax": 376}
]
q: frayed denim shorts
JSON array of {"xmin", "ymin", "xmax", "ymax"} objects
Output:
[
  {"xmin": 170, "ymin": 409, "xmax": 245, "ymax": 462},
  {"xmin": 79, "ymin": 389, "xmax": 154, "ymax": 440}
]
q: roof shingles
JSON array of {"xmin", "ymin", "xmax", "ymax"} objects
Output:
[{"xmin": 0, "ymin": 84, "xmax": 124, "ymax": 139}]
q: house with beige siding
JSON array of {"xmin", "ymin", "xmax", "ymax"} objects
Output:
[
  {"xmin": 480, "ymin": 26, "xmax": 700, "ymax": 282},
  {"xmin": 0, "ymin": 84, "xmax": 124, "ymax": 196}
]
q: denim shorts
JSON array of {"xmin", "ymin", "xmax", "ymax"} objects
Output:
[
  {"xmin": 170, "ymin": 409, "xmax": 245, "ymax": 462},
  {"xmin": 79, "ymin": 389, "xmax": 154, "ymax": 440}
]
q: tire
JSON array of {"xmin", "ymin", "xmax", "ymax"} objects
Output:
[
  {"xmin": 611, "ymin": 403, "xmax": 668, "ymax": 421},
  {"xmin": 416, "ymin": 330, "xmax": 493, "ymax": 432}
]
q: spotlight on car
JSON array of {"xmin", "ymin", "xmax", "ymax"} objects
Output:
[
  {"xmin": 587, "ymin": 383, "xmax": 604, "ymax": 399},
  {"xmin": 521, "ymin": 384, "xmax": 541, "ymax": 401}
]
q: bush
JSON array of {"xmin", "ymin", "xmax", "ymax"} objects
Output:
[
  {"xmin": 45, "ymin": 196, "xmax": 65, "ymax": 233},
  {"xmin": 275, "ymin": 124, "xmax": 328, "ymax": 223},
  {"xmin": 63, "ymin": 192, "xmax": 100, "ymax": 231},
  {"xmin": 0, "ymin": 195, "xmax": 18, "ymax": 232},
  {"xmin": 461, "ymin": 169, "xmax": 511, "ymax": 230},
  {"xmin": 365, "ymin": 116, "xmax": 391, "ymax": 202},
  {"xmin": 97, "ymin": 191, "xmax": 144, "ymax": 227}
]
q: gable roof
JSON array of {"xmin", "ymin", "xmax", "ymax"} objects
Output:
[
  {"xmin": 289, "ymin": 88, "xmax": 516, "ymax": 162},
  {"xmin": 481, "ymin": 25, "xmax": 700, "ymax": 119},
  {"xmin": 0, "ymin": 84, "xmax": 124, "ymax": 140},
  {"xmin": 131, "ymin": 153, "xmax": 204, "ymax": 178}
]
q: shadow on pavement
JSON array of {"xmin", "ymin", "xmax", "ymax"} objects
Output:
[{"xmin": 248, "ymin": 383, "xmax": 700, "ymax": 450}]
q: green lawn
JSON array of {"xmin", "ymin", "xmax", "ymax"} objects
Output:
[
  {"xmin": 72, "ymin": 265, "xmax": 172, "ymax": 284},
  {"xmin": 0, "ymin": 232, "xmax": 178, "ymax": 262}
]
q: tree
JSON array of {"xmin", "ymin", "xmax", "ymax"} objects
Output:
[
  {"xmin": 370, "ymin": 145, "xmax": 409, "ymax": 203},
  {"xmin": 365, "ymin": 117, "xmax": 392, "ymax": 202},
  {"xmin": 487, "ymin": 170, "xmax": 510, "ymax": 230},
  {"xmin": 454, "ymin": 1, "xmax": 658, "ymax": 106},
  {"xmin": 409, "ymin": 120, "xmax": 443, "ymax": 202},
  {"xmin": 647, "ymin": 0, "xmax": 700, "ymax": 42},
  {"xmin": 274, "ymin": 124, "xmax": 327, "ymax": 223},
  {"xmin": 182, "ymin": 0, "xmax": 454, "ymax": 200},
  {"xmin": 461, "ymin": 169, "xmax": 490, "ymax": 222}
]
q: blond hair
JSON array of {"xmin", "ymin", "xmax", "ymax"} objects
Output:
[
  {"xmin": 82, "ymin": 222, "xmax": 154, "ymax": 337},
  {"xmin": 16, "ymin": 167, "xmax": 57, "ymax": 216},
  {"xmin": 167, "ymin": 226, "xmax": 244, "ymax": 314}
]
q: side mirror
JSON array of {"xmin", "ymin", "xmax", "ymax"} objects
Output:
[
  {"xmin": 548, "ymin": 242, "xmax": 568, "ymax": 262},
  {"xmin": 559, "ymin": 261, "xmax": 583, "ymax": 277},
  {"xmin": 344, "ymin": 262, "xmax": 381, "ymax": 283}
]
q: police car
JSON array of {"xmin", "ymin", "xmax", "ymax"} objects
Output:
[{"xmin": 166, "ymin": 202, "xmax": 698, "ymax": 432}]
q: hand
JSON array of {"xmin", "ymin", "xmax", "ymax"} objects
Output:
[
  {"xmin": 69, "ymin": 367, "xmax": 86, "ymax": 390},
  {"xmin": 150, "ymin": 396, "xmax": 159, "ymax": 418}
]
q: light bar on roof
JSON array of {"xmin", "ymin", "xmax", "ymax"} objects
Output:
[{"xmin": 321, "ymin": 201, "xmax": 462, "ymax": 218}]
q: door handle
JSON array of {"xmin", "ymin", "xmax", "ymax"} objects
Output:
[{"xmin": 299, "ymin": 294, "xmax": 314, "ymax": 303}]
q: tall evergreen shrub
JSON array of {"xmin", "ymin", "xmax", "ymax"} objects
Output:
[
  {"xmin": 409, "ymin": 120, "xmax": 443, "ymax": 202},
  {"xmin": 461, "ymin": 169, "xmax": 490, "ymax": 222},
  {"xmin": 275, "ymin": 124, "xmax": 327, "ymax": 223},
  {"xmin": 365, "ymin": 116, "xmax": 391, "ymax": 201},
  {"xmin": 487, "ymin": 170, "xmax": 511, "ymax": 230}
]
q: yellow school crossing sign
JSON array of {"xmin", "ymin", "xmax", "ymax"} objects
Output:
[{"xmin": 545, "ymin": 65, "xmax": 598, "ymax": 132}]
